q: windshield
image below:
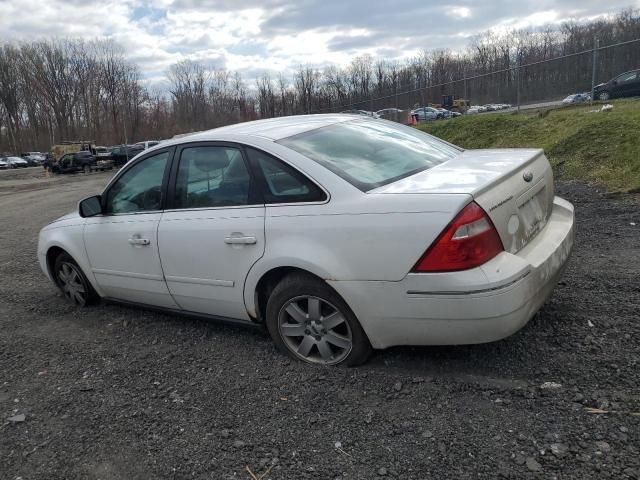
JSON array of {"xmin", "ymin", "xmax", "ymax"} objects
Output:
[{"xmin": 278, "ymin": 120, "xmax": 461, "ymax": 191}]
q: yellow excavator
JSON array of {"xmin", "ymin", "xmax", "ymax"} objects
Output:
[{"xmin": 432, "ymin": 95, "xmax": 470, "ymax": 113}]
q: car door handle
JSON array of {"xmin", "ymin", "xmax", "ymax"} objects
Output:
[
  {"xmin": 224, "ymin": 235, "xmax": 257, "ymax": 245},
  {"xmin": 128, "ymin": 237, "xmax": 151, "ymax": 246}
]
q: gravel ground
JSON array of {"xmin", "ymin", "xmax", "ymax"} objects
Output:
[{"xmin": 0, "ymin": 170, "xmax": 638, "ymax": 480}]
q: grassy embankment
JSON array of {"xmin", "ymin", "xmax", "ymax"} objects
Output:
[{"xmin": 418, "ymin": 98, "xmax": 640, "ymax": 192}]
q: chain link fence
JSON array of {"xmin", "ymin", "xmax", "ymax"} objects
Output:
[{"xmin": 316, "ymin": 38, "xmax": 640, "ymax": 123}]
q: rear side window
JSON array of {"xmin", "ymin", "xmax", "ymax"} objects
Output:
[
  {"xmin": 246, "ymin": 148, "xmax": 326, "ymax": 204},
  {"xmin": 278, "ymin": 120, "xmax": 460, "ymax": 191},
  {"xmin": 174, "ymin": 146, "xmax": 256, "ymax": 209},
  {"xmin": 616, "ymin": 71, "xmax": 638, "ymax": 83}
]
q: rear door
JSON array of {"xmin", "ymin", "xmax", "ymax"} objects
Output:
[{"xmin": 157, "ymin": 143, "xmax": 265, "ymax": 320}]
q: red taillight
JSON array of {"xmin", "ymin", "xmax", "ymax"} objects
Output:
[{"xmin": 412, "ymin": 202, "xmax": 504, "ymax": 273}]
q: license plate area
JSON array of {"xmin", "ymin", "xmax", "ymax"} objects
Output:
[{"xmin": 518, "ymin": 184, "xmax": 548, "ymax": 242}]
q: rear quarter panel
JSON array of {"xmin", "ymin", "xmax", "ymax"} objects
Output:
[{"xmin": 243, "ymin": 193, "xmax": 471, "ymax": 315}]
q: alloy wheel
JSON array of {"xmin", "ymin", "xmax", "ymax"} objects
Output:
[
  {"xmin": 277, "ymin": 295, "xmax": 353, "ymax": 365},
  {"xmin": 57, "ymin": 261, "xmax": 88, "ymax": 306}
]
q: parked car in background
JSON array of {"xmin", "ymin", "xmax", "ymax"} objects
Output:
[
  {"xmin": 2, "ymin": 156, "xmax": 29, "ymax": 168},
  {"xmin": 95, "ymin": 146, "xmax": 111, "ymax": 159},
  {"xmin": 376, "ymin": 108, "xmax": 404, "ymax": 120},
  {"xmin": 37, "ymin": 114, "xmax": 575, "ymax": 366},
  {"xmin": 51, "ymin": 151, "xmax": 96, "ymax": 174},
  {"xmin": 51, "ymin": 141, "xmax": 96, "ymax": 163},
  {"xmin": 436, "ymin": 108, "xmax": 461, "ymax": 119},
  {"xmin": 562, "ymin": 93, "xmax": 591, "ymax": 105},
  {"xmin": 593, "ymin": 69, "xmax": 640, "ymax": 101},
  {"xmin": 21, "ymin": 152, "xmax": 46, "ymax": 165},
  {"xmin": 0, "ymin": 157, "xmax": 8, "ymax": 169},
  {"xmin": 411, "ymin": 106, "xmax": 440, "ymax": 121},
  {"xmin": 135, "ymin": 140, "xmax": 161, "ymax": 151},
  {"xmin": 340, "ymin": 109, "xmax": 380, "ymax": 119},
  {"xmin": 110, "ymin": 144, "xmax": 145, "ymax": 166},
  {"xmin": 22, "ymin": 153, "xmax": 46, "ymax": 166}
]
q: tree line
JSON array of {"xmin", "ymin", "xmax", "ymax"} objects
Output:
[{"xmin": 0, "ymin": 9, "xmax": 638, "ymax": 153}]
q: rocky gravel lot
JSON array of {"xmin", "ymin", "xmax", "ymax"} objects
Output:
[{"xmin": 0, "ymin": 170, "xmax": 638, "ymax": 479}]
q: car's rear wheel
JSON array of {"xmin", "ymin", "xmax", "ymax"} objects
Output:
[
  {"xmin": 83, "ymin": 164, "xmax": 91, "ymax": 174},
  {"xmin": 265, "ymin": 273, "xmax": 372, "ymax": 366},
  {"xmin": 599, "ymin": 91, "xmax": 610, "ymax": 101},
  {"xmin": 53, "ymin": 252, "xmax": 97, "ymax": 307}
]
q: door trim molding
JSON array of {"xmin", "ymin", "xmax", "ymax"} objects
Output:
[
  {"xmin": 92, "ymin": 268, "xmax": 164, "ymax": 281},
  {"xmin": 165, "ymin": 275, "xmax": 234, "ymax": 287}
]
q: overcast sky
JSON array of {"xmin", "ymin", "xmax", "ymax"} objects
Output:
[{"xmin": 0, "ymin": 0, "xmax": 638, "ymax": 87}]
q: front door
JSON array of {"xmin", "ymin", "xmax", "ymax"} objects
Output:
[
  {"xmin": 84, "ymin": 149, "xmax": 178, "ymax": 308},
  {"xmin": 157, "ymin": 144, "xmax": 265, "ymax": 319}
]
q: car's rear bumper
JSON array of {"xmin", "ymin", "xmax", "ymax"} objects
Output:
[{"xmin": 328, "ymin": 196, "xmax": 575, "ymax": 349}]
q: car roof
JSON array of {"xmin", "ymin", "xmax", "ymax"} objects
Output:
[{"xmin": 158, "ymin": 114, "xmax": 356, "ymax": 147}]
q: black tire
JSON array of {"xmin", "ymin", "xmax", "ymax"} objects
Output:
[
  {"xmin": 83, "ymin": 164, "xmax": 91, "ymax": 174},
  {"xmin": 599, "ymin": 91, "xmax": 610, "ymax": 101},
  {"xmin": 53, "ymin": 252, "xmax": 98, "ymax": 307},
  {"xmin": 265, "ymin": 273, "xmax": 372, "ymax": 366}
]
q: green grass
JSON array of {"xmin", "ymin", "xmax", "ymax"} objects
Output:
[{"xmin": 417, "ymin": 98, "xmax": 640, "ymax": 192}]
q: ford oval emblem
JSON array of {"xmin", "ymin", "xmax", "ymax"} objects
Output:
[{"xmin": 523, "ymin": 171, "xmax": 534, "ymax": 182}]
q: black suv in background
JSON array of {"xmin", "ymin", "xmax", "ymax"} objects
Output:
[
  {"xmin": 593, "ymin": 69, "xmax": 640, "ymax": 101},
  {"xmin": 51, "ymin": 151, "xmax": 96, "ymax": 174},
  {"xmin": 110, "ymin": 144, "xmax": 144, "ymax": 166}
]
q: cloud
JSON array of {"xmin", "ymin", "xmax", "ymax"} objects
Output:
[{"xmin": 0, "ymin": 0, "xmax": 637, "ymax": 87}]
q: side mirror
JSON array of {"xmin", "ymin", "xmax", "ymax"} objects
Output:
[{"xmin": 79, "ymin": 195, "xmax": 103, "ymax": 218}]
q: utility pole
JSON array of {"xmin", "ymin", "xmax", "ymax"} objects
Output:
[
  {"xmin": 591, "ymin": 36, "xmax": 599, "ymax": 104},
  {"xmin": 394, "ymin": 83, "xmax": 398, "ymax": 110}
]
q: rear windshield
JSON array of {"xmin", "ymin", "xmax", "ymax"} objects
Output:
[{"xmin": 278, "ymin": 120, "xmax": 461, "ymax": 191}]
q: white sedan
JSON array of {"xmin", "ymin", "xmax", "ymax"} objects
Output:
[
  {"xmin": 3, "ymin": 156, "xmax": 29, "ymax": 168},
  {"xmin": 37, "ymin": 115, "xmax": 575, "ymax": 366}
]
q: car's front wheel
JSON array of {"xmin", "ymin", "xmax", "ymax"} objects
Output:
[
  {"xmin": 265, "ymin": 273, "xmax": 372, "ymax": 366},
  {"xmin": 599, "ymin": 91, "xmax": 610, "ymax": 101},
  {"xmin": 53, "ymin": 252, "xmax": 98, "ymax": 307}
]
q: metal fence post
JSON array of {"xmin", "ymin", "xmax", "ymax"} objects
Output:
[
  {"xmin": 463, "ymin": 67, "xmax": 467, "ymax": 102},
  {"xmin": 591, "ymin": 36, "xmax": 599, "ymax": 104},
  {"xmin": 516, "ymin": 63, "xmax": 521, "ymax": 113}
]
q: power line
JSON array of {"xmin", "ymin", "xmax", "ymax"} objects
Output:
[{"xmin": 312, "ymin": 37, "xmax": 640, "ymax": 113}]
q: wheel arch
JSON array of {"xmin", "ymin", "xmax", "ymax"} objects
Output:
[
  {"xmin": 44, "ymin": 242, "xmax": 102, "ymax": 296},
  {"xmin": 250, "ymin": 265, "xmax": 328, "ymax": 323},
  {"xmin": 45, "ymin": 245, "xmax": 67, "ymax": 280}
]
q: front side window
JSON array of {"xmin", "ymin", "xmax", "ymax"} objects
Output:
[
  {"xmin": 278, "ymin": 120, "xmax": 460, "ymax": 191},
  {"xmin": 246, "ymin": 148, "xmax": 326, "ymax": 203},
  {"xmin": 105, "ymin": 151, "xmax": 169, "ymax": 214},
  {"xmin": 174, "ymin": 146, "xmax": 253, "ymax": 208}
]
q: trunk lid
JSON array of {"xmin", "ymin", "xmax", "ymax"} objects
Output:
[{"xmin": 370, "ymin": 148, "xmax": 554, "ymax": 253}]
